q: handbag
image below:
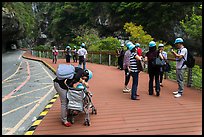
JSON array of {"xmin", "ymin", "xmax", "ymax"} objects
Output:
[
  {"xmin": 152, "ymin": 57, "xmax": 165, "ymax": 66},
  {"xmin": 137, "ymin": 60, "xmax": 144, "ymax": 71},
  {"xmin": 164, "ymin": 62, "xmax": 171, "ymax": 72}
]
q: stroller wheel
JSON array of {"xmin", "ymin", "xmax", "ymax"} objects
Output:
[{"xmin": 84, "ymin": 119, "xmax": 90, "ymax": 126}]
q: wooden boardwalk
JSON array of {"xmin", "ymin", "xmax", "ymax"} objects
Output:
[{"xmin": 23, "ymin": 51, "xmax": 202, "ymax": 135}]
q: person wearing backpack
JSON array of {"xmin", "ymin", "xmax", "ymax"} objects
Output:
[
  {"xmin": 77, "ymin": 43, "xmax": 88, "ymax": 70},
  {"xmin": 52, "ymin": 46, "xmax": 58, "ymax": 64},
  {"xmin": 171, "ymin": 38, "xmax": 188, "ymax": 98},
  {"xmin": 65, "ymin": 45, "xmax": 72, "ymax": 63},
  {"xmin": 53, "ymin": 65, "xmax": 93, "ymax": 127},
  {"xmin": 144, "ymin": 41, "xmax": 164, "ymax": 96}
]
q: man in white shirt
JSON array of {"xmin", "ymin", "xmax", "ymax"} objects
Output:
[
  {"xmin": 77, "ymin": 43, "xmax": 88, "ymax": 70},
  {"xmin": 171, "ymin": 38, "xmax": 187, "ymax": 98}
]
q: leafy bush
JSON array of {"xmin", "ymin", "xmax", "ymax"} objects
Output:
[
  {"xmin": 33, "ymin": 45, "xmax": 51, "ymax": 51},
  {"xmin": 98, "ymin": 37, "xmax": 120, "ymax": 51}
]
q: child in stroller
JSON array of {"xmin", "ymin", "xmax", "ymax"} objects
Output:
[{"xmin": 67, "ymin": 83, "xmax": 97, "ymax": 126}]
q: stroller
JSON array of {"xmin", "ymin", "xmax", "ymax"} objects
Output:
[{"xmin": 66, "ymin": 85, "xmax": 97, "ymax": 126}]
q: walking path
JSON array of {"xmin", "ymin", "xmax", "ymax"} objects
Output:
[{"xmin": 22, "ymin": 50, "xmax": 202, "ymax": 135}]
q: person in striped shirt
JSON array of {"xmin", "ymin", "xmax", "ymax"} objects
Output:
[{"xmin": 129, "ymin": 44, "xmax": 142, "ymax": 100}]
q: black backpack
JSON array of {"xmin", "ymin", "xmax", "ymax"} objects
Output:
[{"xmin": 181, "ymin": 48, "xmax": 195, "ymax": 68}]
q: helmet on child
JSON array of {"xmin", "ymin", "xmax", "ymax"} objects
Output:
[
  {"xmin": 174, "ymin": 38, "xmax": 184, "ymax": 44},
  {"xmin": 149, "ymin": 41, "xmax": 156, "ymax": 47},
  {"xmin": 84, "ymin": 69, "xmax": 93, "ymax": 81},
  {"xmin": 76, "ymin": 83, "xmax": 84, "ymax": 89},
  {"xmin": 135, "ymin": 43, "xmax": 140, "ymax": 47}
]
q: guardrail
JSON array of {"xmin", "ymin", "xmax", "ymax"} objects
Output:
[{"xmin": 31, "ymin": 50, "xmax": 201, "ymax": 90}]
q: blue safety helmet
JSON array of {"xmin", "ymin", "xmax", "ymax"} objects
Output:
[
  {"xmin": 84, "ymin": 69, "xmax": 93, "ymax": 82},
  {"xmin": 125, "ymin": 41, "xmax": 133, "ymax": 48},
  {"xmin": 129, "ymin": 44, "xmax": 136, "ymax": 51},
  {"xmin": 81, "ymin": 43, "xmax": 85, "ymax": 47},
  {"xmin": 174, "ymin": 38, "xmax": 184, "ymax": 44},
  {"xmin": 149, "ymin": 41, "xmax": 156, "ymax": 47},
  {"xmin": 66, "ymin": 45, "xmax": 70, "ymax": 49},
  {"xmin": 135, "ymin": 43, "xmax": 140, "ymax": 47}
]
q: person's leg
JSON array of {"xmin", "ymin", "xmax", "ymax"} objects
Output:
[
  {"xmin": 123, "ymin": 69, "xmax": 131, "ymax": 92},
  {"xmin": 148, "ymin": 71, "xmax": 154, "ymax": 95},
  {"xmin": 176, "ymin": 69, "xmax": 184, "ymax": 94},
  {"xmin": 155, "ymin": 71, "xmax": 160, "ymax": 96},
  {"xmin": 66, "ymin": 55, "xmax": 68, "ymax": 63},
  {"xmin": 131, "ymin": 72, "xmax": 139, "ymax": 100},
  {"xmin": 160, "ymin": 71, "xmax": 163, "ymax": 84},
  {"xmin": 78, "ymin": 56, "xmax": 83, "ymax": 68},
  {"xmin": 55, "ymin": 55, "xmax": 57, "ymax": 64},
  {"xmin": 83, "ymin": 59, "xmax": 86, "ymax": 70},
  {"xmin": 54, "ymin": 82, "xmax": 69, "ymax": 124}
]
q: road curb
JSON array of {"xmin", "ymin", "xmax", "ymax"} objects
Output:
[{"xmin": 24, "ymin": 94, "xmax": 59, "ymax": 135}]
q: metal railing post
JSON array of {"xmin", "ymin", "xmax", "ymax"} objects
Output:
[
  {"xmin": 187, "ymin": 68, "xmax": 193, "ymax": 87},
  {"xmin": 108, "ymin": 54, "xmax": 111, "ymax": 66},
  {"xmin": 91, "ymin": 53, "xmax": 93, "ymax": 63},
  {"xmin": 99, "ymin": 53, "xmax": 102, "ymax": 64}
]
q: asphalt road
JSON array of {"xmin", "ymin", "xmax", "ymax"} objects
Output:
[{"xmin": 2, "ymin": 50, "xmax": 57, "ymax": 135}]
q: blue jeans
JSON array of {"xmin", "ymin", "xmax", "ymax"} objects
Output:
[{"xmin": 131, "ymin": 72, "xmax": 139, "ymax": 99}]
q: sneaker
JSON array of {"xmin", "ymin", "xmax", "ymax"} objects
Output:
[
  {"xmin": 173, "ymin": 91, "xmax": 179, "ymax": 95},
  {"xmin": 62, "ymin": 121, "xmax": 72, "ymax": 127},
  {"xmin": 123, "ymin": 87, "xmax": 131, "ymax": 93},
  {"xmin": 123, "ymin": 89, "xmax": 130, "ymax": 93},
  {"xmin": 174, "ymin": 93, "xmax": 182, "ymax": 98}
]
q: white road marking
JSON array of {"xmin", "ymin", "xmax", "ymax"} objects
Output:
[
  {"xmin": 38, "ymin": 62, "xmax": 54, "ymax": 80},
  {"xmin": 9, "ymin": 85, "xmax": 52, "ymax": 99},
  {"xmin": 5, "ymin": 86, "xmax": 55, "ymax": 135},
  {"xmin": 2, "ymin": 100, "xmax": 40, "ymax": 117},
  {"xmin": 2, "ymin": 61, "xmax": 23, "ymax": 83}
]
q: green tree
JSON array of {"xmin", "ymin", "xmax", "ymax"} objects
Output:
[
  {"xmin": 123, "ymin": 22, "xmax": 153, "ymax": 49},
  {"xmin": 180, "ymin": 5, "xmax": 202, "ymax": 39},
  {"xmin": 3, "ymin": 2, "xmax": 38, "ymax": 40}
]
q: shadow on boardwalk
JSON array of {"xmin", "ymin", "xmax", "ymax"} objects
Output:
[{"xmin": 23, "ymin": 51, "xmax": 202, "ymax": 135}]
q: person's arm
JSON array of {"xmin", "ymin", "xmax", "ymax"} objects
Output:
[
  {"xmin": 171, "ymin": 49, "xmax": 183, "ymax": 59},
  {"xmin": 135, "ymin": 54, "xmax": 142, "ymax": 61}
]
